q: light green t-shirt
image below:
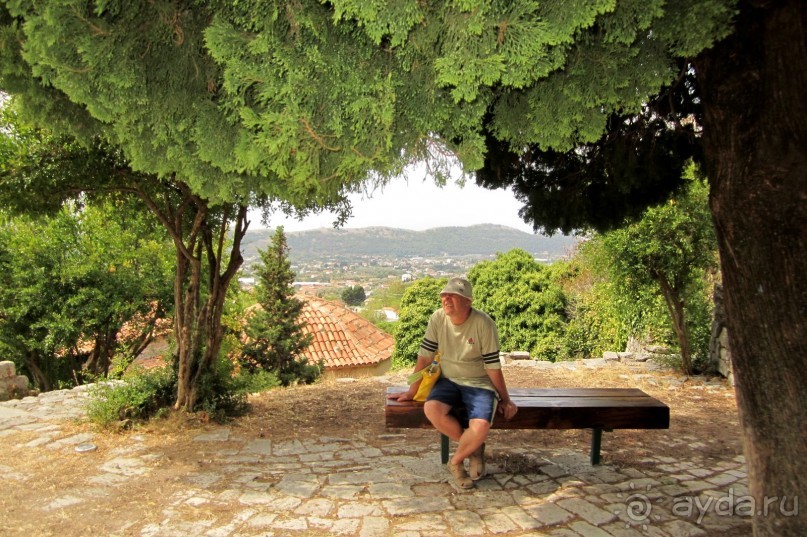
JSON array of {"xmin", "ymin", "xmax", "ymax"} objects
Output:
[{"xmin": 419, "ymin": 308, "xmax": 501, "ymax": 392}]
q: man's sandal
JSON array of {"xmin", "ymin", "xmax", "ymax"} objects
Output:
[
  {"xmin": 447, "ymin": 460, "xmax": 474, "ymax": 489},
  {"xmin": 469, "ymin": 443, "xmax": 486, "ymax": 481}
]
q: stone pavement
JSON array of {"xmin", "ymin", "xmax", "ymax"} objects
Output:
[{"xmin": 0, "ymin": 375, "xmax": 753, "ymax": 537}]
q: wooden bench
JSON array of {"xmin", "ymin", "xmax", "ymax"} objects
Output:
[{"xmin": 385, "ymin": 387, "xmax": 670, "ymax": 465}]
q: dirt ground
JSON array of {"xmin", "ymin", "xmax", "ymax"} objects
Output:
[
  {"xmin": 242, "ymin": 363, "xmax": 742, "ymax": 468},
  {"xmin": 0, "ymin": 363, "xmax": 743, "ymax": 535}
]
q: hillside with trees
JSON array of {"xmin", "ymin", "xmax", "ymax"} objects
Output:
[{"xmin": 241, "ymin": 224, "xmax": 579, "ymax": 263}]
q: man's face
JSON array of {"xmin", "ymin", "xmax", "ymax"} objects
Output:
[{"xmin": 440, "ymin": 293, "xmax": 470, "ymax": 316}]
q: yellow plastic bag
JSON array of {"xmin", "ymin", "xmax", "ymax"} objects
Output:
[{"xmin": 409, "ymin": 353, "xmax": 441, "ymax": 402}]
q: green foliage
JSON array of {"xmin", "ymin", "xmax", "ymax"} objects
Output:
[
  {"xmin": 0, "ymin": 99, "xmax": 267, "ymax": 411},
  {"xmin": 0, "ymin": 1, "xmax": 381, "ymax": 211},
  {"xmin": 682, "ymin": 284, "xmax": 714, "ymax": 373},
  {"xmin": 0, "ymin": 202, "xmax": 174, "ymax": 390},
  {"xmin": 468, "ymin": 249, "xmax": 568, "ymax": 361},
  {"xmin": 360, "ymin": 280, "xmax": 406, "ymax": 328},
  {"xmin": 241, "ymin": 227, "xmax": 319, "ymax": 386},
  {"xmin": 85, "ymin": 366, "xmax": 175, "ymax": 429},
  {"xmin": 391, "ymin": 277, "xmax": 444, "ymax": 368},
  {"xmin": 194, "ymin": 356, "xmax": 249, "ymax": 421},
  {"xmin": 0, "ymin": 1, "xmax": 735, "ymax": 215},
  {"xmin": 232, "ymin": 369, "xmax": 281, "ymax": 394},
  {"xmin": 536, "ymin": 259, "xmax": 620, "ymax": 361},
  {"xmin": 341, "ymin": 285, "xmax": 366, "ymax": 306},
  {"xmin": 558, "ymin": 247, "xmax": 668, "ymax": 361},
  {"xmin": 576, "ymin": 169, "xmax": 718, "ymax": 373},
  {"xmin": 372, "ymin": 320, "xmax": 398, "ymax": 337}
]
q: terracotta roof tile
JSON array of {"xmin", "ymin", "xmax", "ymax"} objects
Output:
[{"xmin": 298, "ymin": 295, "xmax": 394, "ymax": 370}]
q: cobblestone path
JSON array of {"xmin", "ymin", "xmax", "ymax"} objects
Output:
[{"xmin": 0, "ymin": 371, "xmax": 753, "ymax": 537}]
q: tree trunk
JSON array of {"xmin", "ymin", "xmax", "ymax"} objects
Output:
[
  {"xmin": 24, "ymin": 352, "xmax": 51, "ymax": 391},
  {"xmin": 173, "ymin": 245, "xmax": 202, "ymax": 411},
  {"xmin": 170, "ymin": 203, "xmax": 247, "ymax": 412},
  {"xmin": 695, "ymin": 1, "xmax": 807, "ymax": 534},
  {"xmin": 654, "ymin": 271, "xmax": 693, "ymax": 374},
  {"xmin": 123, "ymin": 304, "xmax": 165, "ymax": 361},
  {"xmin": 191, "ymin": 205, "xmax": 248, "ymax": 397},
  {"xmin": 84, "ymin": 326, "xmax": 117, "ymax": 377},
  {"xmin": 136, "ymin": 181, "xmax": 247, "ymax": 412}
]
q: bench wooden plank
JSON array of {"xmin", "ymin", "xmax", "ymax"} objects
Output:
[
  {"xmin": 507, "ymin": 387, "xmax": 650, "ymax": 397},
  {"xmin": 385, "ymin": 386, "xmax": 670, "ymax": 465},
  {"xmin": 385, "ymin": 386, "xmax": 669, "ymax": 430}
]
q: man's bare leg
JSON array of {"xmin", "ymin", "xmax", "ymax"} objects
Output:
[
  {"xmin": 424, "ymin": 402, "xmax": 490, "ymax": 464},
  {"xmin": 425, "ymin": 401, "xmax": 483, "ymax": 488},
  {"xmin": 453, "ymin": 419, "xmax": 489, "ymax": 466},
  {"xmin": 424, "ymin": 400, "xmax": 463, "ymax": 441}
]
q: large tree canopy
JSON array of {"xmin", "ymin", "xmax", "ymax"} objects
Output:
[
  {"xmin": 0, "ymin": 0, "xmax": 730, "ymax": 213},
  {"xmin": 0, "ymin": 1, "xmax": 358, "ymax": 209}
]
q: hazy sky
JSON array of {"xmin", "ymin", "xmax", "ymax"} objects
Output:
[{"xmin": 259, "ymin": 169, "xmax": 534, "ymax": 233}]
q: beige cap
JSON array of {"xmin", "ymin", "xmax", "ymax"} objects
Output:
[{"xmin": 440, "ymin": 277, "xmax": 473, "ymax": 301}]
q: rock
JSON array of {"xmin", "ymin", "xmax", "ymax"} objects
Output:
[
  {"xmin": 11, "ymin": 376, "xmax": 28, "ymax": 394},
  {"xmin": 509, "ymin": 351, "xmax": 531, "ymax": 360},
  {"xmin": 0, "ymin": 361, "xmax": 15, "ymax": 379},
  {"xmin": 0, "ymin": 362, "xmax": 30, "ymax": 401},
  {"xmin": 603, "ymin": 351, "xmax": 620, "ymax": 361}
]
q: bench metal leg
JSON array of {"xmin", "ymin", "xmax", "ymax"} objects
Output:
[
  {"xmin": 590, "ymin": 428, "xmax": 603, "ymax": 465},
  {"xmin": 442, "ymin": 428, "xmax": 608, "ymax": 466},
  {"xmin": 440, "ymin": 434, "xmax": 449, "ymax": 464}
]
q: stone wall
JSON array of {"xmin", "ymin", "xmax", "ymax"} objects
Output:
[
  {"xmin": 621, "ymin": 335, "xmax": 683, "ymax": 363},
  {"xmin": 709, "ymin": 283, "xmax": 734, "ymax": 385},
  {"xmin": 0, "ymin": 361, "xmax": 30, "ymax": 402}
]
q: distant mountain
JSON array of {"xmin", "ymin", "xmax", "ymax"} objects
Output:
[{"xmin": 241, "ymin": 224, "xmax": 579, "ymax": 262}]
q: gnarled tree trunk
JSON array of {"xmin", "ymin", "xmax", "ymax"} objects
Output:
[
  {"xmin": 695, "ymin": 1, "xmax": 807, "ymax": 534},
  {"xmin": 24, "ymin": 352, "xmax": 51, "ymax": 392},
  {"xmin": 83, "ymin": 326, "xmax": 118, "ymax": 377},
  {"xmin": 137, "ymin": 181, "xmax": 247, "ymax": 412}
]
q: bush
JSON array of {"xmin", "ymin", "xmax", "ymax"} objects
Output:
[
  {"xmin": 232, "ymin": 369, "xmax": 281, "ymax": 394},
  {"xmin": 391, "ymin": 277, "xmax": 445, "ymax": 369},
  {"xmin": 86, "ymin": 366, "xmax": 175, "ymax": 429},
  {"xmin": 469, "ymin": 249, "xmax": 569, "ymax": 361},
  {"xmin": 276, "ymin": 358, "xmax": 323, "ymax": 386},
  {"xmin": 195, "ymin": 357, "xmax": 250, "ymax": 422}
]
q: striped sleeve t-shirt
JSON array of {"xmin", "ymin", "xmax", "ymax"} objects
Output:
[{"xmin": 419, "ymin": 308, "xmax": 501, "ymax": 392}]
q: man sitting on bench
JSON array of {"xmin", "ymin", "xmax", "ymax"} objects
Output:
[{"xmin": 388, "ymin": 277, "xmax": 518, "ymax": 489}]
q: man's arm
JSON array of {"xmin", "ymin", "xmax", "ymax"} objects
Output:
[
  {"xmin": 388, "ymin": 354, "xmax": 433, "ymax": 401},
  {"xmin": 486, "ymin": 368, "xmax": 518, "ymax": 420}
]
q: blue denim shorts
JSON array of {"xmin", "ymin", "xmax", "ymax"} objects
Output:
[{"xmin": 426, "ymin": 377, "xmax": 497, "ymax": 424}]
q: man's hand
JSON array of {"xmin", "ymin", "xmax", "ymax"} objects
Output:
[
  {"xmin": 498, "ymin": 399, "xmax": 518, "ymax": 421},
  {"xmin": 388, "ymin": 391, "xmax": 415, "ymax": 402}
]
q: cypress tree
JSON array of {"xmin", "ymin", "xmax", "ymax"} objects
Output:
[{"xmin": 241, "ymin": 227, "xmax": 317, "ymax": 386}]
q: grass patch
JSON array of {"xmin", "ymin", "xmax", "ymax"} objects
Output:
[{"xmin": 85, "ymin": 366, "xmax": 175, "ymax": 429}]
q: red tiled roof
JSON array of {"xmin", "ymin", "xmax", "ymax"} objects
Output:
[{"xmin": 299, "ymin": 295, "xmax": 394, "ymax": 370}]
